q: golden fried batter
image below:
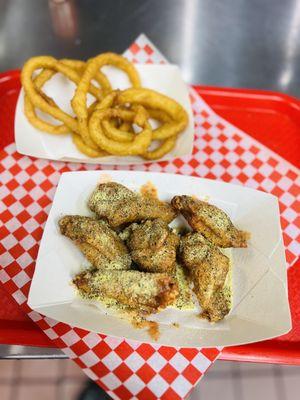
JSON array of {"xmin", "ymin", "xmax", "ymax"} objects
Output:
[
  {"xmin": 179, "ymin": 232, "xmax": 230, "ymax": 322},
  {"xmin": 88, "ymin": 182, "xmax": 177, "ymax": 228},
  {"xmin": 58, "ymin": 215, "xmax": 131, "ymax": 270},
  {"xmin": 124, "ymin": 219, "xmax": 179, "ymax": 274},
  {"xmin": 73, "ymin": 268, "xmax": 179, "ymax": 314},
  {"xmin": 172, "ymin": 195, "xmax": 248, "ymax": 248},
  {"xmin": 200, "ymin": 288, "xmax": 231, "ymax": 323}
]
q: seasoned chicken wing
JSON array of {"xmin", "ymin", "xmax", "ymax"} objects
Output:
[
  {"xmin": 58, "ymin": 215, "xmax": 131, "ymax": 270},
  {"xmin": 179, "ymin": 232, "xmax": 230, "ymax": 322},
  {"xmin": 172, "ymin": 195, "xmax": 248, "ymax": 248},
  {"xmin": 73, "ymin": 268, "xmax": 179, "ymax": 314},
  {"xmin": 123, "ymin": 219, "xmax": 179, "ymax": 274},
  {"xmin": 88, "ymin": 182, "xmax": 177, "ymax": 228}
]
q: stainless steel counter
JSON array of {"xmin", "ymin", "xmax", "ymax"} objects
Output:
[
  {"xmin": 0, "ymin": 0, "xmax": 299, "ymax": 359},
  {"xmin": 0, "ymin": 345, "xmax": 65, "ymax": 359},
  {"xmin": 1, "ymin": 0, "xmax": 300, "ymax": 97}
]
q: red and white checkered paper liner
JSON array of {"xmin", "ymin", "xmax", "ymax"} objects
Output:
[{"xmin": 0, "ymin": 34, "xmax": 299, "ymax": 399}]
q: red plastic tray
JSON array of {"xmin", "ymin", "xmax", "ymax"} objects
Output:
[{"xmin": 0, "ymin": 70, "xmax": 299, "ymax": 363}]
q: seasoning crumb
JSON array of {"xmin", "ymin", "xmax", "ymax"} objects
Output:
[
  {"xmin": 172, "ymin": 322, "xmax": 180, "ymax": 328},
  {"xmin": 132, "ymin": 319, "xmax": 160, "ymax": 341},
  {"xmin": 140, "ymin": 181, "xmax": 158, "ymax": 199},
  {"xmin": 147, "ymin": 321, "xmax": 160, "ymax": 340}
]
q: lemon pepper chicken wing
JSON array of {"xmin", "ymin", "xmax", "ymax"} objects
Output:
[
  {"xmin": 73, "ymin": 269, "xmax": 179, "ymax": 314},
  {"xmin": 179, "ymin": 232, "xmax": 230, "ymax": 322},
  {"xmin": 123, "ymin": 219, "xmax": 179, "ymax": 274},
  {"xmin": 88, "ymin": 182, "xmax": 177, "ymax": 228},
  {"xmin": 58, "ymin": 215, "xmax": 131, "ymax": 270},
  {"xmin": 172, "ymin": 195, "xmax": 248, "ymax": 248}
]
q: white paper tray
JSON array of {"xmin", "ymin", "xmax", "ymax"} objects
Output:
[
  {"xmin": 15, "ymin": 64, "xmax": 194, "ymax": 164},
  {"xmin": 28, "ymin": 171, "xmax": 291, "ymax": 347}
]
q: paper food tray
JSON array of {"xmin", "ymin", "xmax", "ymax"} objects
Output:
[
  {"xmin": 15, "ymin": 65, "xmax": 194, "ymax": 164},
  {"xmin": 28, "ymin": 171, "xmax": 291, "ymax": 347}
]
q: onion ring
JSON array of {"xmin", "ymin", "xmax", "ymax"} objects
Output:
[
  {"xmin": 89, "ymin": 92, "xmax": 152, "ymax": 156},
  {"xmin": 71, "ymin": 53, "xmax": 141, "ymax": 153},
  {"xmin": 117, "ymin": 88, "xmax": 188, "ymax": 140},
  {"xmin": 21, "ymin": 56, "xmax": 106, "ymax": 135},
  {"xmin": 23, "ymin": 58, "xmax": 111, "ymax": 135},
  {"xmin": 21, "ymin": 53, "xmax": 189, "ymax": 160},
  {"xmin": 119, "ymin": 120, "xmax": 133, "ymax": 132},
  {"xmin": 72, "ymin": 133, "xmax": 108, "ymax": 157},
  {"xmin": 102, "ymin": 114, "xmax": 135, "ymax": 142},
  {"xmin": 146, "ymin": 108, "xmax": 172, "ymax": 123},
  {"xmin": 102, "ymin": 106, "xmax": 172, "ymax": 143},
  {"xmin": 143, "ymin": 136, "xmax": 177, "ymax": 160},
  {"xmin": 102, "ymin": 105, "xmax": 149, "ymax": 143}
]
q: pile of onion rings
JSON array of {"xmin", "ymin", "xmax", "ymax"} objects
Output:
[{"xmin": 21, "ymin": 52, "xmax": 189, "ymax": 160}]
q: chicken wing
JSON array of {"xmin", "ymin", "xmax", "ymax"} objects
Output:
[
  {"xmin": 58, "ymin": 215, "xmax": 131, "ymax": 270},
  {"xmin": 73, "ymin": 268, "xmax": 179, "ymax": 314},
  {"xmin": 179, "ymin": 232, "xmax": 230, "ymax": 322},
  {"xmin": 172, "ymin": 195, "xmax": 248, "ymax": 248},
  {"xmin": 88, "ymin": 182, "xmax": 177, "ymax": 228},
  {"xmin": 123, "ymin": 219, "xmax": 179, "ymax": 274}
]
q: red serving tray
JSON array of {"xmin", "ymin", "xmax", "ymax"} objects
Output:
[{"xmin": 0, "ymin": 70, "xmax": 299, "ymax": 363}]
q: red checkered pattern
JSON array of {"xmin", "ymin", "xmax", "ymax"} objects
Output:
[{"xmin": 0, "ymin": 34, "xmax": 299, "ymax": 399}]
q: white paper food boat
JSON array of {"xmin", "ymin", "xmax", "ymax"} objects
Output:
[
  {"xmin": 15, "ymin": 65, "xmax": 194, "ymax": 165},
  {"xmin": 28, "ymin": 171, "xmax": 291, "ymax": 347}
]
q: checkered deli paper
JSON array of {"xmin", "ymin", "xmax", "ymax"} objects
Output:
[{"xmin": 0, "ymin": 34, "xmax": 299, "ymax": 400}]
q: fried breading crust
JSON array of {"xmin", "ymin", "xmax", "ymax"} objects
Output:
[
  {"xmin": 88, "ymin": 182, "xmax": 177, "ymax": 228},
  {"xmin": 59, "ymin": 215, "xmax": 131, "ymax": 270},
  {"xmin": 179, "ymin": 232, "xmax": 230, "ymax": 321},
  {"xmin": 172, "ymin": 195, "xmax": 248, "ymax": 248},
  {"xmin": 73, "ymin": 269, "xmax": 179, "ymax": 314},
  {"xmin": 124, "ymin": 219, "xmax": 179, "ymax": 274}
]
